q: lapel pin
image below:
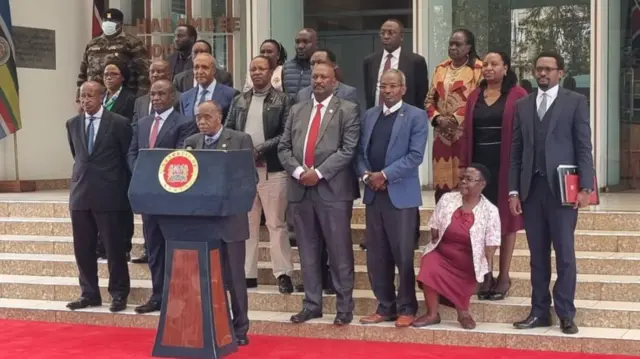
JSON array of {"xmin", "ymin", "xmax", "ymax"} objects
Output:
[
  {"xmin": 400, "ymin": 113, "xmax": 404, "ymax": 117},
  {"xmin": 329, "ymin": 109, "xmax": 334, "ymax": 114},
  {"xmin": 222, "ymin": 143, "xmax": 227, "ymax": 149}
]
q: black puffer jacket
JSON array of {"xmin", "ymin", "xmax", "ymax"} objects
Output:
[{"xmin": 282, "ymin": 58, "xmax": 312, "ymax": 99}]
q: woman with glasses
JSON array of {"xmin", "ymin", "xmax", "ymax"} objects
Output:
[
  {"xmin": 413, "ymin": 164, "xmax": 501, "ymax": 330},
  {"xmin": 459, "ymin": 51, "xmax": 528, "ymax": 301}
]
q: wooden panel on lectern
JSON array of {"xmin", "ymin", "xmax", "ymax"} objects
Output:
[
  {"xmin": 161, "ymin": 249, "xmax": 205, "ymax": 348},
  {"xmin": 210, "ymin": 249, "xmax": 233, "ymax": 347}
]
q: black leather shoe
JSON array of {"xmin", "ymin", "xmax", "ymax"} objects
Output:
[
  {"xmin": 97, "ymin": 253, "xmax": 107, "ymax": 260},
  {"xmin": 109, "ymin": 297, "xmax": 127, "ymax": 312},
  {"xmin": 66, "ymin": 297, "xmax": 102, "ymax": 310},
  {"xmin": 131, "ymin": 254, "xmax": 148, "ymax": 264},
  {"xmin": 246, "ymin": 278, "xmax": 258, "ymax": 289},
  {"xmin": 323, "ymin": 288, "xmax": 337, "ymax": 295},
  {"xmin": 560, "ymin": 318, "xmax": 579, "ymax": 334},
  {"xmin": 513, "ymin": 315, "xmax": 552, "ymax": 329},
  {"xmin": 135, "ymin": 300, "xmax": 161, "ymax": 314},
  {"xmin": 237, "ymin": 335, "xmax": 249, "ymax": 346},
  {"xmin": 278, "ymin": 275, "xmax": 293, "ymax": 294},
  {"xmin": 290, "ymin": 309, "xmax": 322, "ymax": 324},
  {"xmin": 333, "ymin": 312, "xmax": 353, "ymax": 326}
]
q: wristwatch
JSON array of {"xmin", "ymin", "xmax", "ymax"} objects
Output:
[{"xmin": 580, "ymin": 188, "xmax": 593, "ymax": 194}]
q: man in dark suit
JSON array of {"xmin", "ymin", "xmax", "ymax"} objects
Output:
[
  {"xmin": 173, "ymin": 40, "xmax": 234, "ymax": 92},
  {"xmin": 278, "ymin": 63, "xmax": 360, "ymax": 325},
  {"xmin": 127, "ymin": 79, "xmax": 198, "ymax": 314},
  {"xmin": 166, "ymin": 24, "xmax": 197, "ymax": 78},
  {"xmin": 363, "ymin": 19, "xmax": 428, "ymax": 110},
  {"xmin": 180, "ymin": 53, "xmax": 238, "ymax": 121},
  {"xmin": 184, "ymin": 101, "xmax": 254, "ymax": 346},
  {"xmin": 132, "ymin": 59, "xmax": 181, "ymax": 127},
  {"xmin": 509, "ymin": 51, "xmax": 594, "ymax": 335},
  {"xmin": 65, "ymin": 81, "xmax": 132, "ymax": 313},
  {"xmin": 356, "ymin": 69, "xmax": 428, "ymax": 328}
]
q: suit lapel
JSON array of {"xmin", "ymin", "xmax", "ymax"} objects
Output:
[
  {"xmin": 109, "ymin": 91, "xmax": 126, "ymax": 114},
  {"xmin": 141, "ymin": 95, "xmax": 151, "ymax": 117},
  {"xmin": 362, "ymin": 107, "xmax": 381, "ymax": 156},
  {"xmin": 386, "ymin": 104, "xmax": 406, "ymax": 152},
  {"xmin": 526, "ymin": 95, "xmax": 536, "ymax": 144},
  {"xmin": 77, "ymin": 114, "xmax": 88, "ymax": 155},
  {"xmin": 546, "ymin": 88, "xmax": 565, "ymax": 139},
  {"xmin": 155, "ymin": 111, "xmax": 176, "ymax": 147},
  {"xmin": 398, "ymin": 51, "xmax": 411, "ymax": 76},
  {"xmin": 370, "ymin": 52, "xmax": 383, "ymax": 97},
  {"xmin": 215, "ymin": 128, "xmax": 232, "ymax": 150},
  {"xmin": 298, "ymin": 101, "xmax": 314, "ymax": 144},
  {"xmin": 196, "ymin": 134, "xmax": 205, "ymax": 149},
  {"xmin": 91, "ymin": 112, "xmax": 110, "ymax": 154},
  {"xmin": 316, "ymin": 97, "xmax": 339, "ymax": 146}
]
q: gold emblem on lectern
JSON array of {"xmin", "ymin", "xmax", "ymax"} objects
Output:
[{"xmin": 158, "ymin": 150, "xmax": 199, "ymax": 193}]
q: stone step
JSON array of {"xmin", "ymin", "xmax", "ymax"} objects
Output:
[
  {"xmin": 0, "ymin": 202, "xmax": 639, "ymax": 231},
  {"xmin": 0, "ymin": 274, "xmax": 637, "ymax": 330},
  {"xmin": 0, "ymin": 254, "xmax": 638, "ymax": 302},
  {"xmin": 0, "ymin": 298, "xmax": 638, "ymax": 355},
  {"xmin": 0, "ymin": 235, "xmax": 146, "ymax": 256}
]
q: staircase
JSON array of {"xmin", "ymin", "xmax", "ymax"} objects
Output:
[{"xmin": 0, "ymin": 191, "xmax": 639, "ymax": 355}]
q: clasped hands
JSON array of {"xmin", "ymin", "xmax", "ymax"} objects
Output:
[
  {"xmin": 364, "ymin": 171, "xmax": 387, "ymax": 191},
  {"xmin": 298, "ymin": 168, "xmax": 320, "ymax": 186}
]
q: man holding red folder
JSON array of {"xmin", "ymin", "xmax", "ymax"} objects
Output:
[{"xmin": 508, "ymin": 51, "xmax": 594, "ymax": 335}]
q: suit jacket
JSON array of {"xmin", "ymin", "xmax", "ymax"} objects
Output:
[
  {"xmin": 183, "ymin": 129, "xmax": 255, "ymax": 243},
  {"xmin": 106, "ymin": 87, "xmax": 137, "ymax": 121},
  {"xmin": 296, "ymin": 82, "xmax": 360, "ymax": 116},
  {"xmin": 356, "ymin": 103, "xmax": 428, "ymax": 209},
  {"xmin": 277, "ymin": 96, "xmax": 361, "ymax": 203},
  {"xmin": 132, "ymin": 91, "xmax": 182, "ymax": 124},
  {"xmin": 172, "ymin": 68, "xmax": 234, "ymax": 93},
  {"xmin": 126, "ymin": 109, "xmax": 198, "ymax": 171},
  {"xmin": 509, "ymin": 87, "xmax": 594, "ymax": 202},
  {"xmin": 179, "ymin": 82, "xmax": 238, "ymax": 121},
  {"xmin": 363, "ymin": 49, "xmax": 429, "ymax": 110},
  {"xmin": 66, "ymin": 110, "xmax": 133, "ymax": 211}
]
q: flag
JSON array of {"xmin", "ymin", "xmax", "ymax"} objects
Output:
[
  {"xmin": 0, "ymin": 0, "xmax": 20, "ymax": 140},
  {"xmin": 92, "ymin": 0, "xmax": 105, "ymax": 38}
]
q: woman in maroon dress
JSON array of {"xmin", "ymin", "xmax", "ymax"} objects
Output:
[
  {"xmin": 459, "ymin": 52, "xmax": 528, "ymax": 300},
  {"xmin": 413, "ymin": 164, "xmax": 501, "ymax": 329}
]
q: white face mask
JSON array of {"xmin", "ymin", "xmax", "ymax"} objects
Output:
[{"xmin": 102, "ymin": 21, "xmax": 118, "ymax": 36}]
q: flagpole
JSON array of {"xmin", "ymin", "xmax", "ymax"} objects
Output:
[{"xmin": 12, "ymin": 131, "xmax": 18, "ymax": 180}]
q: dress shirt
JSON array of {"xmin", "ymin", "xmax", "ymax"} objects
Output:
[
  {"xmin": 292, "ymin": 94, "xmax": 334, "ymax": 180},
  {"xmin": 151, "ymin": 107, "xmax": 174, "ymax": 135},
  {"xmin": 197, "ymin": 80, "xmax": 217, "ymax": 103},
  {"xmin": 536, "ymin": 84, "xmax": 559, "ymax": 111},
  {"xmin": 375, "ymin": 47, "xmax": 401, "ymax": 106},
  {"xmin": 362, "ymin": 101, "xmax": 403, "ymax": 183},
  {"xmin": 103, "ymin": 87, "xmax": 122, "ymax": 106},
  {"xmin": 84, "ymin": 106, "xmax": 104, "ymax": 143},
  {"xmin": 204, "ymin": 127, "xmax": 223, "ymax": 147}
]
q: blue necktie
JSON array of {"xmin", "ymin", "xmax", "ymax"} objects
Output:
[
  {"xmin": 198, "ymin": 89, "xmax": 209, "ymax": 105},
  {"xmin": 204, "ymin": 136, "xmax": 217, "ymax": 149},
  {"xmin": 87, "ymin": 117, "xmax": 95, "ymax": 154}
]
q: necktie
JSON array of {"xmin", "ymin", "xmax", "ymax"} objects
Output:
[
  {"xmin": 304, "ymin": 104, "xmax": 323, "ymax": 168},
  {"xmin": 378, "ymin": 54, "xmax": 393, "ymax": 106},
  {"xmin": 384, "ymin": 109, "xmax": 391, "ymax": 116},
  {"xmin": 149, "ymin": 116, "xmax": 161, "ymax": 148},
  {"xmin": 198, "ymin": 89, "xmax": 209, "ymax": 105},
  {"xmin": 87, "ymin": 117, "xmax": 95, "ymax": 154},
  {"xmin": 538, "ymin": 93, "xmax": 548, "ymax": 120},
  {"xmin": 204, "ymin": 136, "xmax": 217, "ymax": 148}
]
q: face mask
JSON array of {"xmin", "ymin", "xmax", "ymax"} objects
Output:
[{"xmin": 102, "ymin": 21, "xmax": 118, "ymax": 36}]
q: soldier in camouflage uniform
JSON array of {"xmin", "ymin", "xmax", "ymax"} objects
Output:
[{"xmin": 77, "ymin": 8, "xmax": 150, "ymax": 97}]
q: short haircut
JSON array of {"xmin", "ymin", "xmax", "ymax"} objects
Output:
[
  {"xmin": 313, "ymin": 48, "xmax": 337, "ymax": 63},
  {"xmin": 382, "ymin": 68, "xmax": 406, "ymax": 85},
  {"xmin": 178, "ymin": 24, "xmax": 198, "ymax": 39},
  {"xmin": 194, "ymin": 39, "xmax": 212, "ymax": 53},
  {"xmin": 535, "ymin": 51, "xmax": 565, "ymax": 70},
  {"xmin": 384, "ymin": 19, "xmax": 405, "ymax": 31},
  {"xmin": 194, "ymin": 52, "xmax": 216, "ymax": 67},
  {"xmin": 251, "ymin": 55, "xmax": 274, "ymax": 70},
  {"xmin": 103, "ymin": 57, "xmax": 130, "ymax": 83},
  {"xmin": 151, "ymin": 79, "xmax": 175, "ymax": 93}
]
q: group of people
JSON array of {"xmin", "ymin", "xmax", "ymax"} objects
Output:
[{"xmin": 65, "ymin": 8, "xmax": 594, "ymax": 349}]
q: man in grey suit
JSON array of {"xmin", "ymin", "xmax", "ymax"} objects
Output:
[
  {"xmin": 132, "ymin": 60, "xmax": 181, "ymax": 127},
  {"xmin": 65, "ymin": 81, "xmax": 132, "ymax": 313},
  {"xmin": 173, "ymin": 39, "xmax": 234, "ymax": 92},
  {"xmin": 509, "ymin": 51, "xmax": 594, "ymax": 335},
  {"xmin": 184, "ymin": 101, "xmax": 253, "ymax": 346},
  {"xmin": 278, "ymin": 63, "xmax": 360, "ymax": 325}
]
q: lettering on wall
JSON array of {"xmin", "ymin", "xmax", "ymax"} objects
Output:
[
  {"xmin": 12, "ymin": 26, "xmax": 56, "ymax": 70},
  {"xmin": 134, "ymin": 17, "xmax": 240, "ymax": 59}
]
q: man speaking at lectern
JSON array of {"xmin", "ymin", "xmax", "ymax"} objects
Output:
[
  {"xmin": 184, "ymin": 101, "xmax": 254, "ymax": 346},
  {"xmin": 127, "ymin": 79, "xmax": 197, "ymax": 314}
]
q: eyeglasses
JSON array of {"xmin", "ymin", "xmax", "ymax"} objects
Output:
[
  {"xmin": 459, "ymin": 175, "xmax": 483, "ymax": 183},
  {"xmin": 534, "ymin": 67, "xmax": 558, "ymax": 74},
  {"xmin": 378, "ymin": 84, "xmax": 402, "ymax": 90}
]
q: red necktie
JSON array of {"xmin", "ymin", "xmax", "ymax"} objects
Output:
[
  {"xmin": 304, "ymin": 104, "xmax": 323, "ymax": 168},
  {"xmin": 149, "ymin": 116, "xmax": 161, "ymax": 148},
  {"xmin": 378, "ymin": 54, "xmax": 392, "ymax": 106}
]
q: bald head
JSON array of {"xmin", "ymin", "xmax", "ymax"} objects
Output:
[
  {"xmin": 150, "ymin": 79, "xmax": 175, "ymax": 112},
  {"xmin": 149, "ymin": 59, "xmax": 171, "ymax": 83},
  {"xmin": 79, "ymin": 81, "xmax": 104, "ymax": 115},
  {"xmin": 193, "ymin": 53, "xmax": 217, "ymax": 86},
  {"xmin": 295, "ymin": 28, "xmax": 318, "ymax": 60},
  {"xmin": 196, "ymin": 101, "xmax": 223, "ymax": 136}
]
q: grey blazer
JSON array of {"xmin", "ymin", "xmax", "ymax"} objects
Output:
[
  {"xmin": 132, "ymin": 92, "xmax": 182, "ymax": 125},
  {"xmin": 277, "ymin": 96, "xmax": 361, "ymax": 203},
  {"xmin": 183, "ymin": 128, "xmax": 255, "ymax": 243},
  {"xmin": 509, "ymin": 87, "xmax": 594, "ymax": 202},
  {"xmin": 296, "ymin": 82, "xmax": 360, "ymax": 116},
  {"xmin": 172, "ymin": 68, "xmax": 234, "ymax": 93}
]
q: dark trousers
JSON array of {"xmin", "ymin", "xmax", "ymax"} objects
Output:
[
  {"xmin": 142, "ymin": 215, "xmax": 166, "ymax": 303},
  {"xmin": 221, "ymin": 241, "xmax": 249, "ymax": 337},
  {"xmin": 522, "ymin": 176, "xmax": 578, "ymax": 320},
  {"xmin": 97, "ymin": 208, "xmax": 134, "ymax": 255},
  {"xmin": 290, "ymin": 188, "xmax": 355, "ymax": 314},
  {"xmin": 365, "ymin": 191, "xmax": 418, "ymax": 316},
  {"xmin": 71, "ymin": 210, "xmax": 130, "ymax": 300},
  {"xmin": 288, "ymin": 206, "xmax": 333, "ymax": 289}
]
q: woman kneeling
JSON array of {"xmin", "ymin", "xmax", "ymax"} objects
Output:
[{"xmin": 414, "ymin": 164, "xmax": 501, "ymax": 330}]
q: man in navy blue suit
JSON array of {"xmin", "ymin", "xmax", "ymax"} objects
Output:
[
  {"xmin": 126, "ymin": 79, "xmax": 198, "ymax": 314},
  {"xmin": 356, "ymin": 69, "xmax": 428, "ymax": 327},
  {"xmin": 179, "ymin": 53, "xmax": 238, "ymax": 121}
]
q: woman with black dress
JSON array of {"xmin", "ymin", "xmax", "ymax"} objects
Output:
[{"xmin": 460, "ymin": 51, "xmax": 528, "ymax": 300}]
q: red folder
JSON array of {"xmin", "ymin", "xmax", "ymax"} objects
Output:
[{"xmin": 562, "ymin": 173, "xmax": 599, "ymax": 206}]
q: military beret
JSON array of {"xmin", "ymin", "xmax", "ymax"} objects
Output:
[{"xmin": 103, "ymin": 8, "xmax": 124, "ymax": 22}]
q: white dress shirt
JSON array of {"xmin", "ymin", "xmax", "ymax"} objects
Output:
[
  {"xmin": 536, "ymin": 84, "xmax": 559, "ymax": 112},
  {"xmin": 84, "ymin": 106, "xmax": 104, "ymax": 143},
  {"xmin": 375, "ymin": 47, "xmax": 401, "ymax": 106},
  {"xmin": 194, "ymin": 80, "xmax": 217, "ymax": 114},
  {"xmin": 292, "ymin": 94, "xmax": 335, "ymax": 180},
  {"xmin": 151, "ymin": 107, "xmax": 174, "ymax": 136}
]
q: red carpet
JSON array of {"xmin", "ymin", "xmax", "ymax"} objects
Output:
[{"xmin": 0, "ymin": 319, "xmax": 636, "ymax": 359}]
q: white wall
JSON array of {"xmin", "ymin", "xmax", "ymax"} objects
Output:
[{"xmin": 0, "ymin": 0, "xmax": 92, "ymax": 181}]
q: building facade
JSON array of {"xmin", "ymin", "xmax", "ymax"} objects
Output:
[{"xmin": 0, "ymin": 0, "xmax": 636, "ymax": 191}]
